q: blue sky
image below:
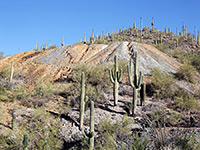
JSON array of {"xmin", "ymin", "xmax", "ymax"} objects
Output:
[{"xmin": 0, "ymin": 0, "xmax": 200, "ymax": 56}]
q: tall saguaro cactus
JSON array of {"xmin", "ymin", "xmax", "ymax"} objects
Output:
[
  {"xmin": 89, "ymin": 101, "xmax": 94, "ymax": 150},
  {"xmin": 23, "ymin": 134, "xmax": 28, "ymax": 150},
  {"xmin": 134, "ymin": 18, "xmax": 136, "ymax": 29},
  {"xmin": 80, "ymin": 72, "xmax": 85, "ymax": 130},
  {"xmin": 62, "ymin": 36, "xmax": 64, "ymax": 46},
  {"xmin": 198, "ymin": 31, "xmax": 200, "ymax": 45},
  {"xmin": 127, "ymin": 52, "xmax": 144, "ymax": 115},
  {"xmin": 10, "ymin": 61, "xmax": 14, "ymax": 82},
  {"xmin": 109, "ymin": 55, "xmax": 122, "ymax": 106},
  {"xmin": 151, "ymin": 17, "xmax": 154, "ymax": 31},
  {"xmin": 140, "ymin": 16, "xmax": 143, "ymax": 42}
]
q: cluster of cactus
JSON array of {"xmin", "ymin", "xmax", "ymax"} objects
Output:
[
  {"xmin": 127, "ymin": 52, "xmax": 145, "ymax": 115},
  {"xmin": 79, "ymin": 72, "xmax": 95, "ymax": 149},
  {"xmin": 109, "ymin": 56, "xmax": 122, "ymax": 106},
  {"xmin": 109, "ymin": 53, "xmax": 146, "ymax": 115}
]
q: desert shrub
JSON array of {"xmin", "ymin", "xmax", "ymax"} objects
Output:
[
  {"xmin": 0, "ymin": 66, "xmax": 9, "ymax": 79},
  {"xmin": 0, "ymin": 86, "xmax": 11, "ymax": 101},
  {"xmin": 49, "ymin": 45, "xmax": 57, "ymax": 49},
  {"xmin": 150, "ymin": 68, "xmax": 175, "ymax": 99},
  {"xmin": 96, "ymin": 116, "xmax": 132, "ymax": 149},
  {"xmin": 150, "ymin": 109, "xmax": 181, "ymax": 127},
  {"xmin": 20, "ymin": 107, "xmax": 63, "ymax": 149},
  {"xmin": 192, "ymin": 55, "xmax": 200, "ymax": 72},
  {"xmin": 153, "ymin": 43, "xmax": 169, "ymax": 53},
  {"xmin": 0, "ymin": 107, "xmax": 63, "ymax": 150},
  {"xmin": 124, "ymin": 132, "xmax": 148, "ymax": 150},
  {"xmin": 176, "ymin": 64, "xmax": 196, "ymax": 83},
  {"xmin": 70, "ymin": 63, "xmax": 111, "ymax": 87},
  {"xmin": 174, "ymin": 95, "xmax": 200, "ymax": 112}
]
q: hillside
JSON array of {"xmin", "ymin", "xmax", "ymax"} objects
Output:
[{"xmin": 0, "ymin": 31, "xmax": 200, "ymax": 149}]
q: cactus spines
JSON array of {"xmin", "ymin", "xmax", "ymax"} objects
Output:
[
  {"xmin": 109, "ymin": 55, "xmax": 122, "ymax": 106},
  {"xmin": 80, "ymin": 72, "xmax": 85, "ymax": 130},
  {"xmin": 151, "ymin": 17, "xmax": 154, "ymax": 30},
  {"xmin": 127, "ymin": 52, "xmax": 143, "ymax": 115},
  {"xmin": 10, "ymin": 61, "xmax": 14, "ymax": 82},
  {"xmin": 89, "ymin": 101, "xmax": 94, "ymax": 150},
  {"xmin": 23, "ymin": 134, "xmax": 28, "ymax": 150},
  {"xmin": 12, "ymin": 112, "xmax": 16, "ymax": 130}
]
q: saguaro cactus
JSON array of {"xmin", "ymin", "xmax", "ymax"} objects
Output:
[
  {"xmin": 140, "ymin": 16, "xmax": 143, "ymax": 42},
  {"xmin": 89, "ymin": 101, "xmax": 94, "ymax": 150},
  {"xmin": 151, "ymin": 17, "xmax": 154, "ymax": 30},
  {"xmin": 194, "ymin": 26, "xmax": 197, "ymax": 39},
  {"xmin": 23, "ymin": 134, "xmax": 28, "ymax": 150},
  {"xmin": 84, "ymin": 33, "xmax": 86, "ymax": 43},
  {"xmin": 134, "ymin": 18, "xmax": 136, "ymax": 29},
  {"xmin": 109, "ymin": 55, "xmax": 122, "ymax": 106},
  {"xmin": 10, "ymin": 61, "xmax": 14, "ymax": 82},
  {"xmin": 185, "ymin": 25, "xmax": 187, "ymax": 38},
  {"xmin": 45, "ymin": 40, "xmax": 47, "ymax": 50},
  {"xmin": 182, "ymin": 22, "xmax": 185, "ymax": 36},
  {"xmin": 62, "ymin": 36, "xmax": 64, "ymax": 46},
  {"xmin": 12, "ymin": 112, "xmax": 16, "ymax": 130},
  {"xmin": 79, "ymin": 72, "xmax": 85, "ymax": 130},
  {"xmin": 198, "ymin": 31, "xmax": 200, "ymax": 45},
  {"xmin": 127, "ymin": 52, "xmax": 143, "ymax": 115},
  {"xmin": 140, "ymin": 77, "xmax": 146, "ymax": 106}
]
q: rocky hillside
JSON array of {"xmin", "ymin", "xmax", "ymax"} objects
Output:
[{"xmin": 0, "ymin": 41, "xmax": 199, "ymax": 149}]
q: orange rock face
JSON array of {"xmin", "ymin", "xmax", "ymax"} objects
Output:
[{"xmin": 0, "ymin": 42, "xmax": 182, "ymax": 81}]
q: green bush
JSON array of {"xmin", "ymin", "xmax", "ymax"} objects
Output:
[
  {"xmin": 96, "ymin": 116, "xmax": 132, "ymax": 149},
  {"xmin": 192, "ymin": 56, "xmax": 200, "ymax": 72},
  {"xmin": 176, "ymin": 64, "xmax": 196, "ymax": 83},
  {"xmin": 174, "ymin": 95, "xmax": 200, "ymax": 112},
  {"xmin": 150, "ymin": 68, "xmax": 175, "ymax": 99}
]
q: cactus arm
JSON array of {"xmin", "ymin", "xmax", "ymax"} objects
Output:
[
  {"xmin": 118, "ymin": 69, "xmax": 123, "ymax": 82},
  {"xmin": 109, "ymin": 69, "xmax": 115, "ymax": 84}
]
